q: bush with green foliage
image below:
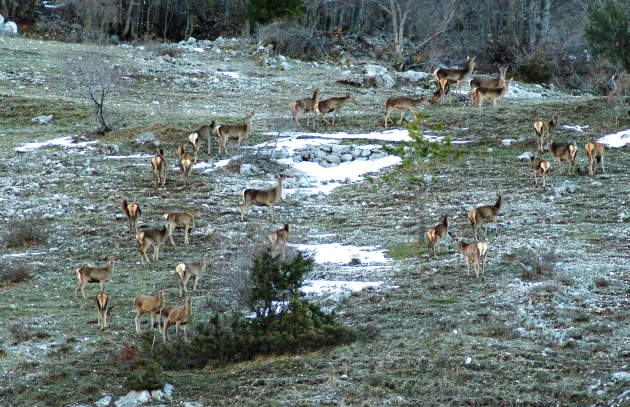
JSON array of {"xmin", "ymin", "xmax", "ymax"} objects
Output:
[
  {"xmin": 516, "ymin": 56, "xmax": 553, "ymax": 84},
  {"xmin": 248, "ymin": 0, "xmax": 305, "ymax": 25},
  {"xmin": 586, "ymin": 0, "xmax": 630, "ymax": 72},
  {"xmin": 113, "ymin": 342, "xmax": 165, "ymax": 391}
]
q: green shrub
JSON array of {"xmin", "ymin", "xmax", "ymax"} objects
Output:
[
  {"xmin": 113, "ymin": 341, "xmax": 165, "ymax": 391},
  {"xmin": 1, "ymin": 215, "xmax": 47, "ymax": 249},
  {"xmin": 516, "ymin": 57, "xmax": 553, "ymax": 84}
]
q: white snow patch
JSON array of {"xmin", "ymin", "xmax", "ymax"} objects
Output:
[
  {"xmin": 292, "ymin": 243, "xmax": 389, "ymax": 265},
  {"xmin": 106, "ymin": 154, "xmax": 154, "ymax": 160},
  {"xmin": 562, "ymin": 124, "xmax": 589, "ymax": 132},
  {"xmin": 218, "ymin": 71, "xmax": 241, "ymax": 79},
  {"xmin": 597, "ymin": 128, "xmax": 630, "ymax": 148},
  {"xmin": 301, "ymin": 280, "xmax": 384, "ymax": 295},
  {"xmin": 16, "ymin": 136, "xmax": 97, "ymax": 152}
]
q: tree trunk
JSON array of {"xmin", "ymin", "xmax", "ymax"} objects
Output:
[
  {"xmin": 539, "ymin": 0, "xmax": 552, "ymax": 45},
  {"xmin": 121, "ymin": 0, "xmax": 135, "ymax": 39}
]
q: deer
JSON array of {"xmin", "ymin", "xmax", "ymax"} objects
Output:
[
  {"xmin": 382, "ymin": 96, "xmax": 429, "ymax": 128},
  {"xmin": 240, "ymin": 175, "xmax": 285, "ymax": 223},
  {"xmin": 475, "ymin": 79, "xmax": 511, "ymax": 107},
  {"xmin": 455, "ymin": 234, "xmax": 488, "ymax": 281},
  {"xmin": 114, "ymin": 193, "xmax": 141, "ymax": 236},
  {"xmin": 468, "ymin": 194, "xmax": 503, "ymax": 241},
  {"xmin": 432, "ymin": 79, "xmax": 452, "ymax": 105},
  {"xmin": 134, "ymin": 287, "xmax": 165, "ymax": 333},
  {"xmin": 610, "ymin": 73, "xmax": 630, "ymax": 99},
  {"xmin": 290, "ymin": 89, "xmax": 320, "ymax": 128},
  {"xmin": 468, "ymin": 66, "xmax": 507, "ymax": 107},
  {"xmin": 533, "ymin": 115, "xmax": 558, "ymax": 152},
  {"xmin": 188, "ymin": 121, "xmax": 218, "ymax": 161},
  {"xmin": 74, "ymin": 256, "xmax": 117, "ymax": 301},
  {"xmin": 175, "ymin": 256, "xmax": 209, "ymax": 297},
  {"xmin": 585, "ymin": 141, "xmax": 606, "ymax": 176},
  {"xmin": 175, "ymin": 145, "xmax": 193, "ymax": 186},
  {"xmin": 313, "ymin": 93, "xmax": 353, "ymax": 129},
  {"xmin": 426, "ymin": 214, "xmax": 450, "ymax": 260},
  {"xmin": 162, "ymin": 295, "xmax": 192, "ymax": 342},
  {"xmin": 216, "ymin": 112, "xmax": 254, "ymax": 156},
  {"xmin": 94, "ymin": 292, "xmax": 113, "ymax": 331},
  {"xmin": 433, "ymin": 56, "xmax": 477, "ymax": 100},
  {"xmin": 163, "ymin": 212, "xmax": 194, "ymax": 246},
  {"xmin": 269, "ymin": 223, "xmax": 290, "ymax": 255},
  {"xmin": 547, "ymin": 139, "xmax": 577, "ymax": 175},
  {"xmin": 151, "ymin": 149, "xmax": 166, "ymax": 188},
  {"xmin": 136, "ymin": 219, "xmax": 175, "ymax": 266},
  {"xmin": 530, "ymin": 156, "xmax": 550, "ymax": 189}
]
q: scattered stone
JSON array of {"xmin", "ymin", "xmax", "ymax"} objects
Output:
[
  {"xmin": 114, "ymin": 390, "xmax": 150, "ymax": 407},
  {"xmin": 95, "ymin": 395, "xmax": 112, "ymax": 407},
  {"xmin": 396, "ymin": 70, "xmax": 428, "ymax": 82},
  {"xmin": 363, "ymin": 64, "xmax": 388, "ymax": 76},
  {"xmin": 501, "ymin": 139, "xmax": 517, "ymax": 146},
  {"xmin": 132, "ymin": 132, "xmax": 157, "ymax": 145},
  {"xmin": 517, "ymin": 152, "xmax": 533, "ymax": 161},
  {"xmin": 280, "ymin": 62, "xmax": 291, "ymax": 71},
  {"xmin": 31, "ymin": 115, "xmax": 53, "ymax": 125},
  {"xmin": 374, "ymin": 73, "xmax": 395, "ymax": 88}
]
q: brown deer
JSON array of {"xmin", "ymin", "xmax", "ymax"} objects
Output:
[
  {"xmin": 548, "ymin": 139, "xmax": 577, "ymax": 175},
  {"xmin": 151, "ymin": 149, "xmax": 166, "ymax": 188},
  {"xmin": 468, "ymin": 66, "xmax": 507, "ymax": 107},
  {"xmin": 530, "ymin": 156, "xmax": 550, "ymax": 189},
  {"xmin": 313, "ymin": 93, "xmax": 353, "ymax": 129},
  {"xmin": 240, "ymin": 176, "xmax": 285, "ymax": 223},
  {"xmin": 134, "ymin": 287, "xmax": 165, "ymax": 333},
  {"xmin": 290, "ymin": 89, "xmax": 320, "ymax": 128},
  {"xmin": 136, "ymin": 219, "xmax": 175, "ymax": 266},
  {"xmin": 426, "ymin": 214, "xmax": 450, "ymax": 260},
  {"xmin": 74, "ymin": 256, "xmax": 117, "ymax": 301},
  {"xmin": 114, "ymin": 193, "xmax": 141, "ymax": 236},
  {"xmin": 176, "ymin": 256, "xmax": 209, "ymax": 297},
  {"xmin": 533, "ymin": 115, "xmax": 558, "ymax": 152},
  {"xmin": 188, "ymin": 121, "xmax": 218, "ymax": 161},
  {"xmin": 432, "ymin": 79, "xmax": 452, "ymax": 105},
  {"xmin": 269, "ymin": 223, "xmax": 290, "ymax": 255},
  {"xmin": 175, "ymin": 145, "xmax": 193, "ymax": 186},
  {"xmin": 382, "ymin": 96, "xmax": 429, "ymax": 128},
  {"xmin": 455, "ymin": 235, "xmax": 488, "ymax": 281},
  {"xmin": 468, "ymin": 194, "xmax": 503, "ymax": 241},
  {"xmin": 433, "ymin": 56, "xmax": 477, "ymax": 98},
  {"xmin": 585, "ymin": 141, "xmax": 606, "ymax": 176},
  {"xmin": 476, "ymin": 79, "xmax": 511, "ymax": 107},
  {"xmin": 610, "ymin": 73, "xmax": 630, "ymax": 99},
  {"xmin": 94, "ymin": 292, "xmax": 113, "ymax": 331},
  {"xmin": 162, "ymin": 295, "xmax": 192, "ymax": 342},
  {"xmin": 216, "ymin": 112, "xmax": 254, "ymax": 156},
  {"xmin": 163, "ymin": 212, "xmax": 194, "ymax": 246}
]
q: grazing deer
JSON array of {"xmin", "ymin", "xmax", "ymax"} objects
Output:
[
  {"xmin": 530, "ymin": 156, "xmax": 550, "ymax": 189},
  {"xmin": 114, "ymin": 193, "xmax": 141, "ymax": 236},
  {"xmin": 94, "ymin": 292, "xmax": 113, "ymax": 331},
  {"xmin": 313, "ymin": 93, "xmax": 353, "ymax": 129},
  {"xmin": 533, "ymin": 115, "xmax": 558, "ymax": 152},
  {"xmin": 426, "ymin": 214, "xmax": 450, "ymax": 260},
  {"xmin": 162, "ymin": 295, "xmax": 192, "ymax": 342},
  {"xmin": 240, "ymin": 176, "xmax": 285, "ymax": 223},
  {"xmin": 176, "ymin": 256, "xmax": 209, "ymax": 297},
  {"xmin": 547, "ymin": 139, "xmax": 577, "ymax": 175},
  {"xmin": 216, "ymin": 112, "xmax": 254, "ymax": 156},
  {"xmin": 432, "ymin": 79, "xmax": 452, "ymax": 105},
  {"xmin": 269, "ymin": 223, "xmax": 290, "ymax": 255},
  {"xmin": 74, "ymin": 256, "xmax": 117, "ymax": 301},
  {"xmin": 188, "ymin": 121, "xmax": 218, "ymax": 161},
  {"xmin": 585, "ymin": 141, "xmax": 606, "ymax": 176},
  {"xmin": 163, "ymin": 212, "xmax": 194, "ymax": 246},
  {"xmin": 468, "ymin": 194, "xmax": 503, "ymax": 241},
  {"xmin": 175, "ymin": 145, "xmax": 193, "ymax": 186},
  {"xmin": 433, "ymin": 56, "xmax": 477, "ymax": 98},
  {"xmin": 469, "ymin": 66, "xmax": 507, "ymax": 107},
  {"xmin": 151, "ymin": 149, "xmax": 166, "ymax": 188},
  {"xmin": 382, "ymin": 96, "xmax": 429, "ymax": 128},
  {"xmin": 290, "ymin": 89, "xmax": 320, "ymax": 128},
  {"xmin": 134, "ymin": 287, "xmax": 165, "ymax": 333},
  {"xmin": 455, "ymin": 235, "xmax": 488, "ymax": 281},
  {"xmin": 610, "ymin": 73, "xmax": 630, "ymax": 98},
  {"xmin": 476, "ymin": 79, "xmax": 511, "ymax": 107},
  {"xmin": 136, "ymin": 219, "xmax": 175, "ymax": 266}
]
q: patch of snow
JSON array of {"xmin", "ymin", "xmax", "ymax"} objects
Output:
[
  {"xmin": 292, "ymin": 243, "xmax": 389, "ymax": 265},
  {"xmin": 562, "ymin": 124, "xmax": 589, "ymax": 132},
  {"xmin": 16, "ymin": 136, "xmax": 97, "ymax": 152},
  {"xmin": 217, "ymin": 71, "xmax": 241, "ymax": 79},
  {"xmin": 301, "ymin": 279, "xmax": 384, "ymax": 295},
  {"xmin": 105, "ymin": 154, "xmax": 154, "ymax": 160},
  {"xmin": 597, "ymin": 128, "xmax": 630, "ymax": 148}
]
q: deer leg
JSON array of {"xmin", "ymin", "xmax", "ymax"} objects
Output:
[
  {"xmin": 184, "ymin": 226, "xmax": 190, "ymax": 245},
  {"xmin": 270, "ymin": 204, "xmax": 275, "ymax": 223}
]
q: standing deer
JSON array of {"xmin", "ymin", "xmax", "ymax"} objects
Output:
[
  {"xmin": 114, "ymin": 193, "xmax": 141, "ymax": 236},
  {"xmin": 426, "ymin": 215, "xmax": 450, "ymax": 260},
  {"xmin": 176, "ymin": 257, "xmax": 209, "ymax": 297},
  {"xmin": 476, "ymin": 79, "xmax": 511, "ymax": 107},
  {"xmin": 94, "ymin": 292, "xmax": 113, "ymax": 331},
  {"xmin": 175, "ymin": 145, "xmax": 193, "ymax": 186},
  {"xmin": 433, "ymin": 56, "xmax": 477, "ymax": 100},
  {"xmin": 269, "ymin": 223, "xmax": 290, "ymax": 255},
  {"xmin": 151, "ymin": 149, "xmax": 166, "ymax": 188},
  {"xmin": 75, "ymin": 256, "xmax": 117, "ymax": 301},
  {"xmin": 290, "ymin": 89, "xmax": 319, "ymax": 128},
  {"xmin": 162, "ymin": 295, "xmax": 192, "ymax": 342},
  {"xmin": 468, "ymin": 194, "xmax": 503, "ymax": 241},
  {"xmin": 455, "ymin": 235, "xmax": 488, "ymax": 281},
  {"xmin": 585, "ymin": 141, "xmax": 606, "ymax": 176},
  {"xmin": 382, "ymin": 96, "xmax": 429, "ymax": 128},
  {"xmin": 468, "ymin": 66, "xmax": 507, "ymax": 107},
  {"xmin": 313, "ymin": 93, "xmax": 353, "ymax": 129},
  {"xmin": 432, "ymin": 79, "xmax": 452, "ymax": 105},
  {"xmin": 134, "ymin": 287, "xmax": 165, "ymax": 333},
  {"xmin": 216, "ymin": 112, "xmax": 254, "ymax": 156},
  {"xmin": 530, "ymin": 156, "xmax": 550, "ymax": 189},
  {"xmin": 136, "ymin": 219, "xmax": 175, "ymax": 266},
  {"xmin": 548, "ymin": 139, "xmax": 577, "ymax": 175},
  {"xmin": 533, "ymin": 115, "xmax": 558, "ymax": 152},
  {"xmin": 240, "ymin": 176, "xmax": 285, "ymax": 223},
  {"xmin": 188, "ymin": 121, "xmax": 218, "ymax": 161},
  {"xmin": 610, "ymin": 73, "xmax": 630, "ymax": 99},
  {"xmin": 163, "ymin": 212, "xmax": 194, "ymax": 246}
]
